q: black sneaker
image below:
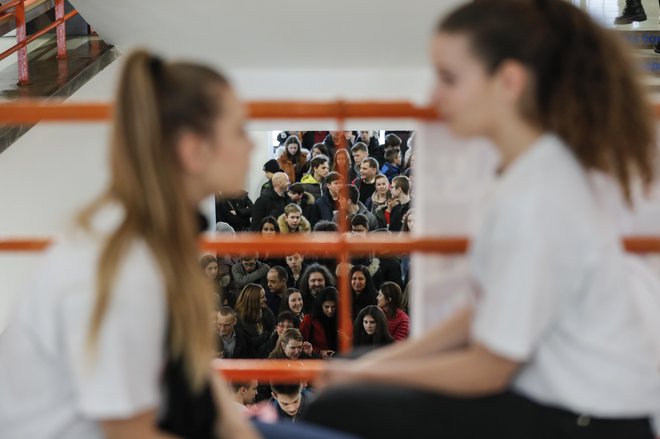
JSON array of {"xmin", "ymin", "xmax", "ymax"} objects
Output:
[
  {"xmin": 614, "ymin": 4, "xmax": 647, "ymax": 24},
  {"xmin": 653, "ymin": 42, "xmax": 660, "ymax": 54}
]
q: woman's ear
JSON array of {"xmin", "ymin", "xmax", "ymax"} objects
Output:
[
  {"xmin": 494, "ymin": 60, "xmax": 530, "ymax": 105},
  {"xmin": 176, "ymin": 130, "xmax": 208, "ymax": 175}
]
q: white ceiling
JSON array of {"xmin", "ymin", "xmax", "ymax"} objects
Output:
[{"xmin": 69, "ymin": 0, "xmax": 464, "ymax": 101}]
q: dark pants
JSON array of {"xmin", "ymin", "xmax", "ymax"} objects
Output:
[
  {"xmin": 253, "ymin": 420, "xmax": 362, "ymax": 439},
  {"xmin": 300, "ymin": 384, "xmax": 654, "ymax": 439}
]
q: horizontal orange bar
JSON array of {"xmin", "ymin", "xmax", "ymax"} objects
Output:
[
  {"xmin": 213, "ymin": 359, "xmax": 324, "ymax": 383},
  {"xmin": 0, "ymin": 100, "xmax": 440, "ymax": 123},
  {"xmin": 1, "ymin": 235, "xmax": 659, "ymax": 254}
]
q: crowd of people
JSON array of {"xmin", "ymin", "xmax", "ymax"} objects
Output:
[{"xmin": 207, "ymin": 130, "xmax": 414, "ymax": 420}]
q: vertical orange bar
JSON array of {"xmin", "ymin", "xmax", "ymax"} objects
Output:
[
  {"xmin": 335, "ymin": 101, "xmax": 353, "ymax": 352},
  {"xmin": 55, "ymin": 0, "xmax": 67, "ymax": 59},
  {"xmin": 15, "ymin": 0, "xmax": 29, "ymax": 85}
]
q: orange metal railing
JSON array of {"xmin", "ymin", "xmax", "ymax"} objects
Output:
[
  {"xmin": 1, "ymin": 99, "xmax": 660, "ymax": 382},
  {"xmin": 0, "ymin": 0, "xmax": 79, "ymax": 85}
]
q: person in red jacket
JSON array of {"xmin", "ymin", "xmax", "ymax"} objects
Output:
[
  {"xmin": 300, "ymin": 287, "xmax": 339, "ymax": 359},
  {"xmin": 377, "ymin": 281, "xmax": 410, "ymax": 341}
]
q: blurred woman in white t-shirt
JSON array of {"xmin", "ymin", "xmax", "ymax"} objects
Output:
[{"xmin": 302, "ymin": 2, "xmax": 660, "ymax": 439}]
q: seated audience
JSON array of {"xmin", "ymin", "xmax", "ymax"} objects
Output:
[
  {"xmin": 377, "ymin": 282, "xmax": 410, "ymax": 341},
  {"xmin": 380, "ymin": 148, "xmax": 402, "ymax": 183},
  {"xmin": 300, "ymin": 155, "xmax": 330, "ymax": 200},
  {"xmin": 332, "ymin": 185, "xmax": 378, "ymax": 232},
  {"xmin": 216, "ymin": 306, "xmax": 255, "ymax": 359},
  {"xmin": 278, "ymin": 203, "xmax": 311, "ymax": 234},
  {"xmin": 269, "ymin": 382, "xmax": 312, "ymax": 422},
  {"xmin": 352, "ymin": 305, "xmax": 395, "ymax": 348},
  {"xmin": 268, "ymin": 328, "xmax": 315, "ymax": 360},
  {"xmin": 235, "ymin": 284, "xmax": 275, "ymax": 353},
  {"xmin": 231, "ymin": 380, "xmax": 259, "ymax": 413},
  {"xmin": 251, "ymin": 172, "xmax": 290, "ymax": 231},
  {"xmin": 277, "ymin": 135, "xmax": 309, "ymax": 183},
  {"xmin": 285, "ymin": 253, "xmax": 307, "ymax": 289},
  {"xmin": 231, "ymin": 255, "xmax": 270, "ymax": 291},
  {"xmin": 287, "ymin": 182, "xmax": 316, "ymax": 223},
  {"xmin": 258, "ymin": 311, "xmax": 299, "ymax": 359},
  {"xmin": 266, "ymin": 266, "xmax": 289, "ymax": 316},
  {"xmin": 300, "ymin": 287, "xmax": 339, "ymax": 359},
  {"xmin": 280, "ymin": 288, "xmax": 305, "ymax": 325},
  {"xmin": 215, "ymin": 190, "xmax": 253, "ymax": 232},
  {"xmin": 299, "ymin": 264, "xmax": 336, "ymax": 314},
  {"xmin": 349, "ymin": 265, "xmax": 378, "ymax": 319}
]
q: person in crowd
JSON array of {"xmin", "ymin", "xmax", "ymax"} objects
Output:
[
  {"xmin": 278, "ymin": 135, "xmax": 309, "ymax": 183},
  {"xmin": 261, "ymin": 159, "xmax": 283, "ymax": 196},
  {"xmin": 266, "ymin": 266, "xmax": 289, "ymax": 316},
  {"xmin": 352, "ymin": 306, "xmax": 395, "ymax": 348},
  {"xmin": 389, "ymin": 175, "xmax": 412, "ymax": 232},
  {"xmin": 350, "ymin": 214, "xmax": 370, "ymax": 236},
  {"xmin": 270, "ymin": 383, "xmax": 313, "ymax": 422},
  {"xmin": 215, "ymin": 190, "xmax": 253, "ymax": 232},
  {"xmin": 373, "ymin": 191, "xmax": 396, "ymax": 230},
  {"xmin": 257, "ymin": 311, "xmax": 299, "ymax": 358},
  {"xmin": 287, "ymin": 182, "xmax": 316, "ymax": 222},
  {"xmin": 333, "ymin": 185, "xmax": 378, "ymax": 232},
  {"xmin": 303, "ymin": 3, "xmax": 660, "ymax": 439},
  {"xmin": 380, "ymin": 148, "xmax": 402, "ymax": 183},
  {"xmin": 314, "ymin": 171, "xmax": 342, "ymax": 223},
  {"xmin": 300, "ymin": 287, "xmax": 340, "ymax": 359},
  {"xmin": 0, "ymin": 50, "xmax": 265, "ymax": 438},
  {"xmin": 369, "ymin": 174, "xmax": 390, "ymax": 213},
  {"xmin": 251, "ymin": 171, "xmax": 290, "ymax": 231},
  {"xmin": 350, "ymin": 142, "xmax": 369, "ymax": 183},
  {"xmin": 311, "ymin": 143, "xmax": 329, "ymax": 158},
  {"xmin": 402, "ymin": 133, "xmax": 415, "ymax": 171},
  {"xmin": 353, "ymin": 158, "xmax": 379, "ymax": 204},
  {"xmin": 260, "ymin": 216, "xmax": 280, "ymax": 235},
  {"xmin": 377, "ymin": 281, "xmax": 409, "ymax": 341},
  {"xmin": 258, "ymin": 218, "xmax": 286, "ymax": 269},
  {"xmin": 400, "ymin": 208, "xmax": 415, "ymax": 283},
  {"xmin": 275, "ymin": 132, "xmax": 312, "ymax": 160},
  {"xmin": 299, "ymin": 264, "xmax": 336, "ymax": 314},
  {"xmin": 235, "ymin": 284, "xmax": 275, "ymax": 353},
  {"xmin": 231, "ymin": 380, "xmax": 259, "ymax": 413},
  {"xmin": 278, "ymin": 203, "xmax": 312, "ymax": 234},
  {"xmin": 382, "ymin": 133, "xmax": 404, "ymax": 164},
  {"xmin": 217, "ymin": 306, "xmax": 255, "ymax": 359},
  {"xmin": 268, "ymin": 328, "xmax": 315, "ymax": 360},
  {"xmin": 301, "ymin": 155, "xmax": 330, "ymax": 200},
  {"xmin": 200, "ymin": 254, "xmax": 225, "ymax": 305},
  {"xmin": 231, "ymin": 255, "xmax": 270, "ymax": 291},
  {"xmin": 280, "ymin": 288, "xmax": 305, "ymax": 325},
  {"xmin": 349, "ymin": 265, "xmax": 378, "ymax": 319},
  {"xmin": 323, "ymin": 131, "xmax": 353, "ymax": 163},
  {"xmin": 357, "ymin": 130, "xmax": 381, "ymax": 160},
  {"xmin": 285, "ymin": 253, "xmax": 307, "ymax": 289},
  {"xmin": 332, "ymin": 149, "xmax": 352, "ymax": 177}
]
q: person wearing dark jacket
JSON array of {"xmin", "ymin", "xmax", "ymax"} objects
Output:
[
  {"xmin": 332, "ymin": 185, "xmax": 379, "ymax": 232},
  {"xmin": 260, "ymin": 159, "xmax": 282, "ymax": 196},
  {"xmin": 300, "ymin": 288, "xmax": 340, "ymax": 359},
  {"xmin": 313, "ymin": 172, "xmax": 341, "ymax": 224},
  {"xmin": 323, "ymin": 131, "xmax": 353, "ymax": 166},
  {"xmin": 287, "ymin": 183, "xmax": 317, "ymax": 224},
  {"xmin": 251, "ymin": 172, "xmax": 290, "ymax": 231},
  {"xmin": 235, "ymin": 284, "xmax": 276, "ymax": 353},
  {"xmin": 357, "ymin": 130, "xmax": 381, "ymax": 161},
  {"xmin": 257, "ymin": 311, "xmax": 298, "ymax": 358},
  {"xmin": 216, "ymin": 307, "xmax": 256, "ymax": 359},
  {"xmin": 269, "ymin": 383, "xmax": 313, "ymax": 422},
  {"xmin": 389, "ymin": 175, "xmax": 411, "ymax": 232},
  {"xmin": 215, "ymin": 190, "xmax": 253, "ymax": 232}
]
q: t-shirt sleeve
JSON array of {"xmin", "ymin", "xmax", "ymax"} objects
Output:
[
  {"xmin": 63, "ymin": 243, "xmax": 167, "ymax": 420},
  {"xmin": 470, "ymin": 198, "xmax": 581, "ymax": 361}
]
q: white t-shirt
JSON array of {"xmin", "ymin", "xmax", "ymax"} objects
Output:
[
  {"xmin": 470, "ymin": 134, "xmax": 660, "ymax": 417},
  {"xmin": 0, "ymin": 205, "xmax": 167, "ymax": 438}
]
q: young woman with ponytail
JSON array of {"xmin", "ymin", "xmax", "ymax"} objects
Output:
[
  {"xmin": 0, "ymin": 52, "xmax": 354, "ymax": 439},
  {"xmin": 303, "ymin": 2, "xmax": 660, "ymax": 438}
]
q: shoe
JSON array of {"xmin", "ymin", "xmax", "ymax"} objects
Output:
[
  {"xmin": 614, "ymin": 0, "xmax": 647, "ymax": 24},
  {"xmin": 653, "ymin": 42, "xmax": 660, "ymax": 54}
]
